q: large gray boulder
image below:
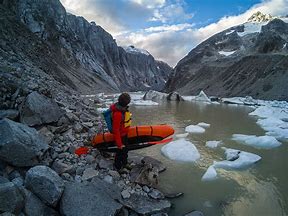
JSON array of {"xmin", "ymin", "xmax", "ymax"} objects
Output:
[
  {"xmin": 0, "ymin": 119, "xmax": 48, "ymax": 167},
  {"xmin": 25, "ymin": 166, "xmax": 64, "ymax": 207},
  {"xmin": 20, "ymin": 92, "xmax": 63, "ymax": 126},
  {"xmin": 0, "ymin": 182, "xmax": 24, "ymax": 214},
  {"xmin": 143, "ymin": 90, "xmax": 168, "ymax": 101},
  {"xmin": 60, "ymin": 181, "xmax": 122, "ymax": 216},
  {"xmin": 24, "ymin": 190, "xmax": 59, "ymax": 216},
  {"xmin": 122, "ymin": 194, "xmax": 171, "ymax": 215},
  {"xmin": 0, "ymin": 109, "xmax": 19, "ymax": 120}
]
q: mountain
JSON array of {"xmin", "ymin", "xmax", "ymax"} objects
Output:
[
  {"xmin": 0, "ymin": 0, "xmax": 172, "ymax": 96},
  {"xmin": 165, "ymin": 12, "xmax": 288, "ymax": 101}
]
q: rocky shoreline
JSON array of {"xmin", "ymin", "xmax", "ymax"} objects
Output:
[{"xmin": 0, "ymin": 90, "xmax": 175, "ymax": 216}]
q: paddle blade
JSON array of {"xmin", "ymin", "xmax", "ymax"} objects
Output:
[
  {"xmin": 148, "ymin": 137, "xmax": 173, "ymax": 145},
  {"xmin": 75, "ymin": 147, "xmax": 89, "ymax": 156}
]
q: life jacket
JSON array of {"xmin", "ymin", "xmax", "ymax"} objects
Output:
[{"xmin": 103, "ymin": 104, "xmax": 132, "ymax": 133}]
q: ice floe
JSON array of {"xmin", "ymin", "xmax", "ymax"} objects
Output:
[
  {"xmin": 175, "ymin": 133, "xmax": 189, "ymax": 138},
  {"xmin": 214, "ymin": 147, "xmax": 261, "ymax": 170},
  {"xmin": 197, "ymin": 122, "xmax": 210, "ymax": 128},
  {"xmin": 185, "ymin": 125, "xmax": 205, "ymax": 133},
  {"xmin": 161, "ymin": 139, "xmax": 200, "ymax": 162},
  {"xmin": 232, "ymin": 134, "xmax": 281, "ymax": 149},
  {"xmin": 131, "ymin": 100, "xmax": 159, "ymax": 106},
  {"xmin": 205, "ymin": 141, "xmax": 222, "ymax": 148},
  {"xmin": 249, "ymin": 105, "xmax": 288, "ymax": 141},
  {"xmin": 194, "ymin": 91, "xmax": 211, "ymax": 103},
  {"xmin": 201, "ymin": 165, "xmax": 218, "ymax": 181},
  {"xmin": 201, "ymin": 148, "xmax": 261, "ymax": 181},
  {"xmin": 221, "ymin": 96, "xmax": 258, "ymax": 105}
]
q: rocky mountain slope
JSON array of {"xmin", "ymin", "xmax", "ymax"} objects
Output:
[
  {"xmin": 0, "ymin": 0, "xmax": 172, "ymax": 96},
  {"xmin": 165, "ymin": 12, "xmax": 288, "ymax": 101}
]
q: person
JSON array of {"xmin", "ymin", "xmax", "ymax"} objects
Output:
[{"xmin": 110, "ymin": 93, "xmax": 131, "ymax": 170}]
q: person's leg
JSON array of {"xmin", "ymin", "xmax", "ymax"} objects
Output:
[
  {"xmin": 122, "ymin": 136, "xmax": 128, "ymax": 166},
  {"xmin": 114, "ymin": 149, "xmax": 123, "ymax": 170}
]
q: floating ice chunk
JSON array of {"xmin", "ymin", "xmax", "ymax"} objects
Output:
[
  {"xmin": 195, "ymin": 91, "xmax": 211, "ymax": 102},
  {"xmin": 249, "ymin": 106, "xmax": 288, "ymax": 120},
  {"xmin": 232, "ymin": 134, "xmax": 281, "ymax": 149},
  {"xmin": 185, "ymin": 125, "xmax": 205, "ymax": 133},
  {"xmin": 175, "ymin": 133, "xmax": 189, "ymax": 138},
  {"xmin": 219, "ymin": 50, "xmax": 236, "ymax": 56},
  {"xmin": 161, "ymin": 139, "xmax": 200, "ymax": 162},
  {"xmin": 197, "ymin": 122, "xmax": 210, "ymax": 128},
  {"xmin": 131, "ymin": 100, "xmax": 158, "ymax": 106},
  {"xmin": 201, "ymin": 165, "xmax": 217, "ymax": 181},
  {"xmin": 213, "ymin": 148, "xmax": 261, "ymax": 170},
  {"xmin": 206, "ymin": 141, "xmax": 222, "ymax": 148}
]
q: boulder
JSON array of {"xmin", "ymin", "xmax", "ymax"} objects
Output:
[
  {"xmin": 25, "ymin": 166, "xmax": 65, "ymax": 207},
  {"xmin": 122, "ymin": 194, "xmax": 171, "ymax": 215},
  {"xmin": 0, "ymin": 182, "xmax": 24, "ymax": 214},
  {"xmin": 20, "ymin": 92, "xmax": 63, "ymax": 126},
  {"xmin": 130, "ymin": 163, "xmax": 159, "ymax": 187},
  {"xmin": 60, "ymin": 181, "xmax": 122, "ymax": 216},
  {"xmin": 0, "ymin": 109, "xmax": 19, "ymax": 120},
  {"xmin": 167, "ymin": 92, "xmax": 184, "ymax": 101},
  {"xmin": 142, "ymin": 156, "xmax": 166, "ymax": 172},
  {"xmin": 24, "ymin": 190, "xmax": 59, "ymax": 216},
  {"xmin": 143, "ymin": 90, "xmax": 168, "ymax": 101},
  {"xmin": 0, "ymin": 119, "xmax": 48, "ymax": 167}
]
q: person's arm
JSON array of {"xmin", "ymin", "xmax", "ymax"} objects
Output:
[{"xmin": 112, "ymin": 112, "xmax": 123, "ymax": 149}]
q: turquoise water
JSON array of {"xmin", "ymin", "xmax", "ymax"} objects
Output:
[{"xmin": 130, "ymin": 101, "xmax": 288, "ymax": 216}]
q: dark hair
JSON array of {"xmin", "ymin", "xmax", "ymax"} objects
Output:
[{"xmin": 118, "ymin": 92, "xmax": 131, "ymax": 107}]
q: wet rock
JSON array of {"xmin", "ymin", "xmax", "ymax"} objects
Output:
[
  {"xmin": 20, "ymin": 92, "xmax": 63, "ymax": 126},
  {"xmin": 73, "ymin": 122, "xmax": 83, "ymax": 133},
  {"xmin": 0, "ymin": 119, "xmax": 48, "ymax": 167},
  {"xmin": 130, "ymin": 164, "xmax": 159, "ymax": 187},
  {"xmin": 142, "ymin": 185, "xmax": 150, "ymax": 193},
  {"xmin": 52, "ymin": 160, "xmax": 74, "ymax": 175},
  {"xmin": 25, "ymin": 166, "xmax": 65, "ymax": 207},
  {"xmin": 0, "ymin": 182, "xmax": 24, "ymax": 214},
  {"xmin": 24, "ymin": 190, "xmax": 59, "ymax": 216},
  {"xmin": 12, "ymin": 177, "xmax": 24, "ymax": 188},
  {"xmin": 98, "ymin": 159, "xmax": 114, "ymax": 170},
  {"xmin": 108, "ymin": 170, "xmax": 120, "ymax": 180},
  {"xmin": 142, "ymin": 156, "xmax": 166, "ymax": 172},
  {"xmin": 60, "ymin": 181, "xmax": 122, "ymax": 216},
  {"xmin": 0, "ymin": 109, "xmax": 19, "ymax": 120},
  {"xmin": 167, "ymin": 92, "xmax": 184, "ymax": 101},
  {"xmin": 38, "ymin": 127, "xmax": 54, "ymax": 144},
  {"xmin": 85, "ymin": 155, "xmax": 95, "ymax": 164},
  {"xmin": 122, "ymin": 194, "xmax": 171, "ymax": 215},
  {"xmin": 184, "ymin": 210, "xmax": 205, "ymax": 216},
  {"xmin": 121, "ymin": 189, "xmax": 131, "ymax": 199},
  {"xmin": 164, "ymin": 192, "xmax": 184, "ymax": 199},
  {"xmin": 0, "ymin": 212, "xmax": 16, "ymax": 216},
  {"xmin": 82, "ymin": 168, "xmax": 99, "ymax": 181},
  {"xmin": 148, "ymin": 189, "xmax": 165, "ymax": 200}
]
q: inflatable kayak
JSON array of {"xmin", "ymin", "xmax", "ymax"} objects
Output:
[{"xmin": 91, "ymin": 124, "xmax": 174, "ymax": 152}]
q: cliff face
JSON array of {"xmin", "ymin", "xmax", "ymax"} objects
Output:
[
  {"xmin": 0, "ymin": 0, "xmax": 172, "ymax": 95},
  {"xmin": 165, "ymin": 13, "xmax": 288, "ymax": 101}
]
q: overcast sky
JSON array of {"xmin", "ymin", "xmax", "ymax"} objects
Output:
[{"xmin": 60, "ymin": 0, "xmax": 288, "ymax": 66}]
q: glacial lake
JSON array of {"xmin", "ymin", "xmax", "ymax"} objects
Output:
[{"xmin": 130, "ymin": 101, "xmax": 288, "ymax": 216}]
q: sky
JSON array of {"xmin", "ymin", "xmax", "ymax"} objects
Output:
[{"xmin": 60, "ymin": 0, "xmax": 288, "ymax": 66}]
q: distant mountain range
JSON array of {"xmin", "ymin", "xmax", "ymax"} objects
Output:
[
  {"xmin": 165, "ymin": 12, "xmax": 288, "ymax": 101},
  {"xmin": 0, "ymin": 0, "xmax": 172, "ymax": 95}
]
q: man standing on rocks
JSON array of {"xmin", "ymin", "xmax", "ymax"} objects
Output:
[{"xmin": 110, "ymin": 93, "xmax": 132, "ymax": 171}]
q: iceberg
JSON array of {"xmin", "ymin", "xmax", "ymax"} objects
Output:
[
  {"xmin": 201, "ymin": 165, "xmax": 218, "ymax": 181},
  {"xmin": 197, "ymin": 122, "xmax": 210, "ymax": 128},
  {"xmin": 185, "ymin": 125, "xmax": 205, "ymax": 133},
  {"xmin": 161, "ymin": 139, "xmax": 200, "ymax": 162},
  {"xmin": 232, "ymin": 134, "xmax": 281, "ymax": 149}
]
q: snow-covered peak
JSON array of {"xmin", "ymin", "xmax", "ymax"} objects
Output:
[
  {"xmin": 248, "ymin": 11, "xmax": 274, "ymax": 23},
  {"xmin": 123, "ymin": 45, "xmax": 150, "ymax": 56}
]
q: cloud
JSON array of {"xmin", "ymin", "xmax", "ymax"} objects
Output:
[{"xmin": 116, "ymin": 0, "xmax": 288, "ymax": 66}]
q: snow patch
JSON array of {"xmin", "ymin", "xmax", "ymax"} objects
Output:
[
  {"xmin": 225, "ymin": 30, "xmax": 235, "ymax": 35},
  {"xmin": 206, "ymin": 141, "xmax": 222, "ymax": 148},
  {"xmin": 185, "ymin": 125, "xmax": 205, "ymax": 133},
  {"xmin": 161, "ymin": 139, "xmax": 200, "ymax": 162},
  {"xmin": 237, "ymin": 22, "xmax": 267, "ymax": 37},
  {"xmin": 232, "ymin": 134, "xmax": 281, "ymax": 149},
  {"xmin": 219, "ymin": 50, "xmax": 236, "ymax": 56}
]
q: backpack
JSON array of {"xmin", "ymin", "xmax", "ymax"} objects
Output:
[{"xmin": 102, "ymin": 108, "xmax": 132, "ymax": 133}]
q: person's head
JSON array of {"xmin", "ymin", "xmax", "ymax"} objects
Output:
[{"xmin": 118, "ymin": 92, "xmax": 131, "ymax": 107}]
